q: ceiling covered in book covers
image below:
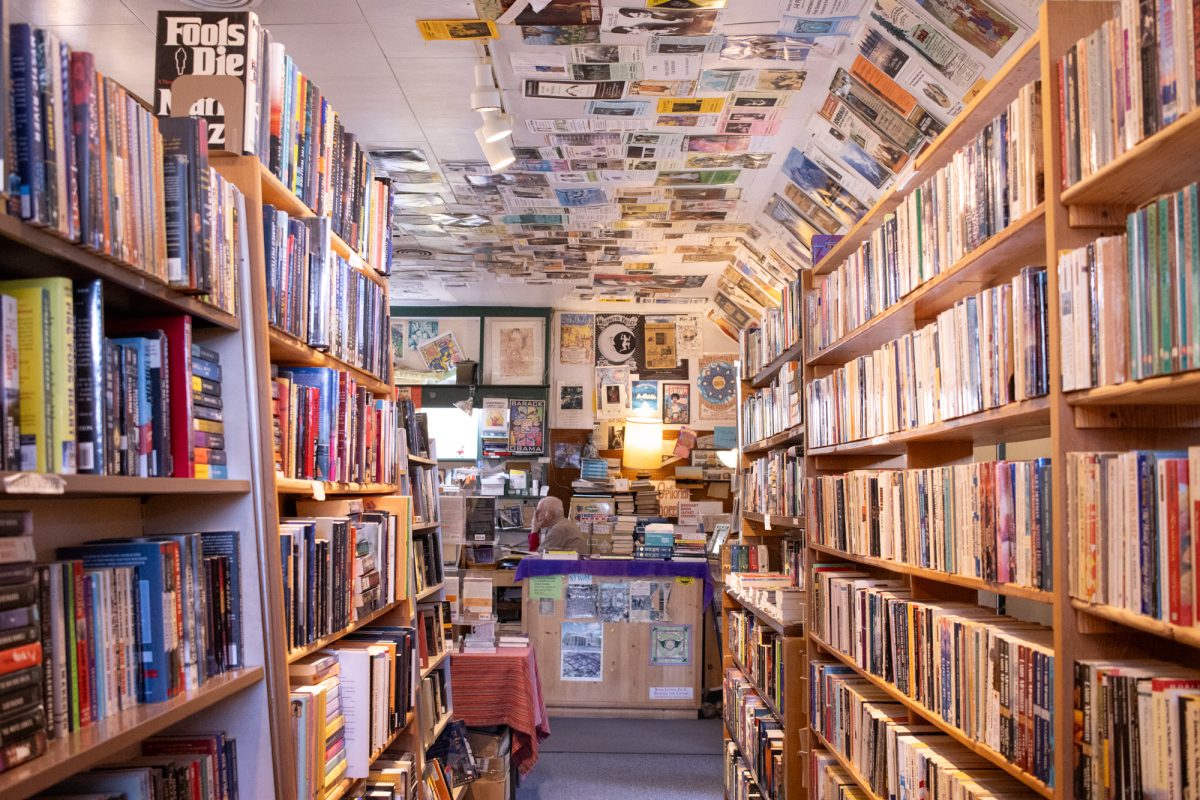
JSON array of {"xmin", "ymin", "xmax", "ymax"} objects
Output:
[{"xmin": 23, "ymin": 0, "xmax": 1040, "ymax": 331}]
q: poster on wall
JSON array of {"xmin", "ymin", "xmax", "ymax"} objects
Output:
[
  {"xmin": 641, "ymin": 317, "xmax": 688, "ymax": 380},
  {"xmin": 508, "ymin": 399, "xmax": 547, "ymax": 454},
  {"xmin": 631, "ymin": 380, "xmax": 659, "ymax": 414},
  {"xmin": 482, "ymin": 398, "xmax": 510, "ymax": 439},
  {"xmin": 408, "ymin": 320, "xmax": 439, "ymax": 350},
  {"xmin": 418, "ymin": 332, "xmax": 465, "ymax": 372},
  {"xmin": 559, "ymin": 313, "xmax": 595, "ymax": 364},
  {"xmin": 596, "ymin": 366, "xmax": 630, "ymax": 419},
  {"xmin": 662, "ymin": 383, "xmax": 690, "ymax": 424},
  {"xmin": 650, "ymin": 624, "xmax": 691, "ymax": 666},
  {"xmin": 697, "ymin": 355, "xmax": 738, "ymax": 421},
  {"xmin": 676, "ymin": 314, "xmax": 702, "ymax": 357},
  {"xmin": 390, "ymin": 319, "xmax": 406, "ymax": 376},
  {"xmin": 486, "ymin": 318, "xmax": 546, "ymax": 385},
  {"xmin": 561, "ymin": 622, "xmax": 604, "ymax": 682},
  {"xmin": 595, "ymin": 314, "xmax": 644, "ymax": 371},
  {"xmin": 557, "ymin": 382, "xmax": 590, "ymax": 428}
]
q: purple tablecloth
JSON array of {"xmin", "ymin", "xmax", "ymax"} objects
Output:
[{"xmin": 514, "ymin": 558, "xmax": 714, "ymax": 606}]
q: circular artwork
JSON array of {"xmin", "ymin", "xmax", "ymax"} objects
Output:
[
  {"xmin": 697, "ymin": 359, "xmax": 736, "ymax": 404},
  {"xmin": 597, "ymin": 321, "xmax": 637, "ymax": 363}
]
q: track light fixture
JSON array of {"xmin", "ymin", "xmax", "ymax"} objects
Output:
[
  {"xmin": 474, "ymin": 127, "xmax": 514, "ymax": 171},
  {"xmin": 479, "ymin": 109, "xmax": 514, "ymax": 143},
  {"xmin": 470, "ymin": 63, "xmax": 502, "ymax": 112}
]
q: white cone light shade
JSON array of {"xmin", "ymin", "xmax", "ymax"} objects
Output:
[
  {"xmin": 470, "ymin": 64, "xmax": 501, "ymax": 111},
  {"xmin": 622, "ymin": 418, "xmax": 663, "ymax": 470},
  {"xmin": 480, "ymin": 109, "xmax": 513, "ymax": 142},
  {"xmin": 474, "ymin": 128, "xmax": 514, "ymax": 171}
]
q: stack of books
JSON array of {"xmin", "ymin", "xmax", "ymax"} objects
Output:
[
  {"xmin": 364, "ymin": 752, "xmax": 418, "ymax": 799},
  {"xmin": 632, "ymin": 480, "xmax": 658, "ymax": 516},
  {"xmin": 612, "ymin": 516, "xmax": 637, "ymax": 557},
  {"xmin": 191, "ymin": 343, "xmax": 226, "ymax": 479},
  {"xmin": 289, "ymin": 654, "xmax": 347, "ymax": 797},
  {"xmin": 673, "ymin": 526, "xmax": 707, "ymax": 560},
  {"xmin": 614, "ymin": 492, "xmax": 634, "ymax": 516},
  {"xmin": 0, "ymin": 511, "xmax": 44, "ymax": 772}
]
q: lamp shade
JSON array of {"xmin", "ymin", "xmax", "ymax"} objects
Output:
[
  {"xmin": 474, "ymin": 127, "xmax": 514, "ymax": 171},
  {"xmin": 470, "ymin": 64, "xmax": 502, "ymax": 111},
  {"xmin": 622, "ymin": 418, "xmax": 662, "ymax": 470},
  {"xmin": 479, "ymin": 108, "xmax": 513, "ymax": 142}
]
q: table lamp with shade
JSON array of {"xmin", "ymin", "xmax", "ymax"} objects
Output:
[{"xmin": 622, "ymin": 417, "xmax": 663, "ymax": 473}]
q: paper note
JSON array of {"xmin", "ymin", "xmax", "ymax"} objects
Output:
[
  {"xmin": 649, "ymin": 686, "xmax": 694, "ymax": 700},
  {"xmin": 529, "ymin": 575, "xmax": 564, "ymax": 600}
]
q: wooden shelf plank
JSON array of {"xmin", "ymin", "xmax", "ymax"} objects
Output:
[
  {"xmin": 1065, "ymin": 369, "xmax": 1200, "ymax": 405},
  {"xmin": 287, "ymin": 600, "xmax": 405, "ymax": 664},
  {"xmin": 407, "ymin": 455, "xmax": 437, "ymax": 466},
  {"xmin": 813, "ymin": 37, "xmax": 1041, "ymax": 276},
  {"xmin": 420, "ymin": 648, "xmax": 451, "ymax": 679},
  {"xmin": 252, "ymin": 160, "xmax": 388, "ymax": 289},
  {"xmin": 747, "ymin": 340, "xmax": 805, "ymax": 388},
  {"xmin": 0, "ymin": 668, "xmax": 263, "ymax": 800},
  {"xmin": 0, "ymin": 214, "xmax": 239, "ymax": 330},
  {"xmin": 415, "ymin": 582, "xmax": 445, "ymax": 603},
  {"xmin": 811, "ymin": 730, "xmax": 885, "ymax": 800},
  {"xmin": 810, "ymin": 635, "xmax": 1053, "ymax": 798},
  {"xmin": 807, "ymin": 396, "xmax": 1051, "ymax": 456},
  {"xmin": 274, "ymin": 476, "xmax": 398, "ymax": 497},
  {"xmin": 268, "ymin": 327, "xmax": 391, "ymax": 396},
  {"xmin": 0, "ymin": 473, "xmax": 250, "ymax": 497},
  {"xmin": 724, "ymin": 588, "xmax": 805, "ymax": 636},
  {"xmin": 808, "ymin": 204, "xmax": 1047, "ymax": 367},
  {"xmin": 742, "ymin": 511, "xmax": 805, "ymax": 530},
  {"xmin": 1060, "ymin": 105, "xmax": 1200, "ymax": 208},
  {"xmin": 427, "ymin": 712, "xmax": 452, "ymax": 747},
  {"xmin": 1071, "ymin": 599, "xmax": 1200, "ymax": 649},
  {"xmin": 413, "ymin": 521, "xmax": 441, "ymax": 532},
  {"xmin": 808, "ymin": 542, "xmax": 1054, "ymax": 602},
  {"xmin": 743, "ymin": 425, "xmax": 805, "ymax": 455}
]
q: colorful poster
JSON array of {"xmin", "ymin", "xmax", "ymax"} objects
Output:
[
  {"xmin": 482, "ymin": 397, "xmax": 509, "ymax": 439},
  {"xmin": 697, "ymin": 355, "xmax": 737, "ymax": 421},
  {"xmin": 418, "ymin": 332, "xmax": 464, "ymax": 372},
  {"xmin": 559, "ymin": 313, "xmax": 595, "ymax": 364},
  {"xmin": 662, "ymin": 383, "xmax": 690, "ymax": 424},
  {"xmin": 408, "ymin": 320, "xmax": 439, "ymax": 351},
  {"xmin": 650, "ymin": 624, "xmax": 691, "ymax": 665},
  {"xmin": 642, "ymin": 317, "xmax": 688, "ymax": 381},
  {"xmin": 595, "ymin": 314, "xmax": 644, "ymax": 371},
  {"xmin": 508, "ymin": 399, "xmax": 546, "ymax": 454},
  {"xmin": 596, "ymin": 366, "xmax": 630, "ymax": 419},
  {"xmin": 631, "ymin": 380, "xmax": 659, "ymax": 414},
  {"xmin": 561, "ymin": 622, "xmax": 603, "ymax": 681},
  {"xmin": 416, "ymin": 19, "xmax": 497, "ymax": 39},
  {"xmin": 676, "ymin": 314, "xmax": 702, "ymax": 357},
  {"xmin": 390, "ymin": 319, "xmax": 406, "ymax": 375},
  {"xmin": 557, "ymin": 382, "xmax": 591, "ymax": 428}
]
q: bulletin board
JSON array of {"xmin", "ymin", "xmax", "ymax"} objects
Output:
[{"xmin": 520, "ymin": 571, "xmax": 703, "ymax": 717}]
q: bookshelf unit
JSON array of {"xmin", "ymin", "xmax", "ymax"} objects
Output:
[{"xmin": 727, "ymin": 3, "xmax": 1200, "ymax": 798}]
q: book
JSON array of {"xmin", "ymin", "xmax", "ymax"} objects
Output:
[{"xmin": 72, "ymin": 280, "xmax": 104, "ymax": 475}]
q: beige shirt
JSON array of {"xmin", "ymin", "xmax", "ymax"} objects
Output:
[{"xmin": 539, "ymin": 517, "xmax": 587, "ymax": 555}]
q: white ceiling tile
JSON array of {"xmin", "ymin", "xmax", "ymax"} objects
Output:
[
  {"xmin": 14, "ymin": 0, "xmax": 139, "ymax": 26},
  {"xmin": 264, "ymin": 23, "xmax": 393, "ymax": 79},
  {"xmin": 357, "ymin": 0, "xmax": 482, "ymax": 59},
  {"xmin": 47, "ymin": 23, "xmax": 157, "ymax": 100},
  {"xmin": 388, "ymin": 56, "xmax": 491, "ymax": 161}
]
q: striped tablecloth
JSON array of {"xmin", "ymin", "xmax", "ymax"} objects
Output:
[{"xmin": 450, "ymin": 646, "xmax": 550, "ymax": 777}]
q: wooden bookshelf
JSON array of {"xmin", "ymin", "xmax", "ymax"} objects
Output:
[
  {"xmin": 748, "ymin": 339, "xmax": 805, "ymax": 388},
  {"xmin": 273, "ymin": 476, "xmax": 399, "ymax": 497},
  {"xmin": 0, "ymin": 473, "xmax": 251, "ymax": 496},
  {"xmin": 415, "ymin": 582, "xmax": 445, "ymax": 603},
  {"xmin": 811, "ymin": 635, "xmax": 1053, "ymax": 798},
  {"xmin": 413, "ymin": 520, "xmax": 441, "ymax": 532},
  {"xmin": 1070, "ymin": 599, "xmax": 1200, "ymax": 649},
  {"xmin": 1064, "ymin": 369, "xmax": 1200, "ymax": 405},
  {"xmin": 742, "ymin": 424, "xmax": 805, "ymax": 455},
  {"xmin": 408, "ymin": 454, "xmax": 438, "ymax": 466},
  {"xmin": 811, "ymin": 730, "xmax": 885, "ymax": 800},
  {"xmin": 267, "ymin": 326, "xmax": 392, "ymax": 396},
  {"xmin": 809, "ymin": 542, "xmax": 1053, "ymax": 603},
  {"xmin": 724, "ymin": 727, "xmax": 778, "ymax": 800},
  {"xmin": 807, "ymin": 203, "xmax": 1046, "ymax": 367},
  {"xmin": 286, "ymin": 600, "xmax": 406, "ymax": 664},
  {"xmin": 0, "ymin": 668, "xmax": 263, "ymax": 800},
  {"xmin": 741, "ymin": 511, "xmax": 805, "ymax": 530},
  {"xmin": 724, "ymin": 588, "xmax": 805, "ymax": 636},
  {"xmin": 420, "ymin": 649, "xmax": 451, "ymax": 680}
]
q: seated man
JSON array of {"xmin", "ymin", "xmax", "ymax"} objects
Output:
[{"xmin": 533, "ymin": 496, "xmax": 587, "ymax": 555}]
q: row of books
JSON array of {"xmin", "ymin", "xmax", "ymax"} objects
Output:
[
  {"xmin": 724, "ymin": 740, "xmax": 769, "ymax": 800},
  {"xmin": 810, "ymin": 751, "xmax": 863, "ymax": 800},
  {"xmin": 153, "ymin": 11, "xmax": 393, "ymax": 273},
  {"xmin": 263, "ymin": 210, "xmax": 392, "ymax": 382},
  {"xmin": 807, "ymin": 268, "xmax": 1049, "ymax": 448},
  {"xmin": 741, "ymin": 362, "xmax": 802, "ymax": 446},
  {"xmin": 0, "ymin": 280, "xmax": 218, "ymax": 478},
  {"xmin": 42, "ymin": 730, "xmax": 239, "ymax": 799},
  {"xmin": 812, "ymin": 569, "xmax": 1055, "ymax": 786},
  {"xmin": 740, "ymin": 276, "xmax": 802, "ymax": 378},
  {"xmin": 810, "ymin": 663, "xmax": 1045, "ymax": 800},
  {"xmin": 1067, "ymin": 448, "xmax": 1200, "ymax": 625},
  {"xmin": 1074, "ymin": 658, "xmax": 1200, "ymax": 800},
  {"xmin": 728, "ymin": 609, "xmax": 787, "ymax": 716},
  {"xmin": 289, "ymin": 632, "xmax": 418, "ymax": 793},
  {"xmin": 9, "ymin": 26, "xmax": 242, "ymax": 313},
  {"xmin": 412, "ymin": 529, "xmax": 445, "ymax": 597},
  {"xmin": 1059, "ymin": 181, "xmax": 1200, "ymax": 389},
  {"xmin": 808, "ymin": 458, "xmax": 1053, "ymax": 591},
  {"xmin": 806, "ymin": 81, "xmax": 1044, "ymax": 356},
  {"xmin": 744, "ymin": 446, "xmax": 803, "ymax": 521},
  {"xmin": 723, "ymin": 667, "xmax": 784, "ymax": 800},
  {"xmin": 1057, "ymin": 0, "xmax": 1200, "ymax": 188},
  {"xmin": 410, "ymin": 466, "xmax": 440, "ymax": 527},
  {"xmin": 725, "ymin": 573, "xmax": 806, "ymax": 627},
  {"xmin": 270, "ymin": 366, "xmax": 398, "ymax": 485},
  {"xmin": 278, "ymin": 504, "xmax": 405, "ymax": 655},
  {"xmin": 398, "ymin": 401, "xmax": 430, "ymax": 462}
]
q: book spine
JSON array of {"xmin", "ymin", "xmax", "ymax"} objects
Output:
[{"xmin": 71, "ymin": 280, "xmax": 104, "ymax": 474}]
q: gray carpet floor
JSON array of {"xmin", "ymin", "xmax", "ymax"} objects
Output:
[{"xmin": 515, "ymin": 716, "xmax": 724, "ymax": 800}]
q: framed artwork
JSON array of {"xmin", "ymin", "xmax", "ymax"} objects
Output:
[
  {"xmin": 485, "ymin": 317, "xmax": 547, "ymax": 385},
  {"xmin": 661, "ymin": 383, "xmax": 690, "ymax": 424}
]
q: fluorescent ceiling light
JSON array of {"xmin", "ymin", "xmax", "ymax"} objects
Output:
[
  {"xmin": 474, "ymin": 128, "xmax": 514, "ymax": 172},
  {"xmin": 479, "ymin": 109, "xmax": 513, "ymax": 143},
  {"xmin": 470, "ymin": 64, "xmax": 501, "ymax": 112}
]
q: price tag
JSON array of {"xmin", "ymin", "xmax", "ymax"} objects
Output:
[
  {"xmin": 764, "ymin": 515, "xmax": 772, "ymax": 531},
  {"xmin": 3, "ymin": 473, "xmax": 65, "ymax": 495},
  {"xmin": 311, "ymin": 481, "xmax": 326, "ymax": 501}
]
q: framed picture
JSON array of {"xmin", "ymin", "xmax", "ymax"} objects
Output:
[
  {"xmin": 691, "ymin": 449, "xmax": 723, "ymax": 468},
  {"xmin": 484, "ymin": 317, "xmax": 546, "ymax": 385},
  {"xmin": 661, "ymin": 382, "xmax": 690, "ymax": 424}
]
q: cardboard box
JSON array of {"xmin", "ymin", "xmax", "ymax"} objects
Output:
[{"xmin": 466, "ymin": 728, "xmax": 511, "ymax": 800}]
